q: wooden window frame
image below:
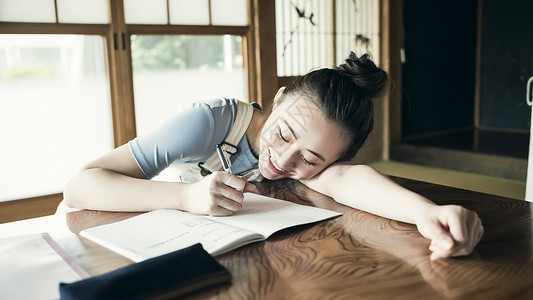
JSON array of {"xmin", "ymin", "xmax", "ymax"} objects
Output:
[
  {"xmin": 0, "ymin": 0, "xmax": 278, "ymax": 222},
  {"xmin": 0, "ymin": 22, "xmax": 114, "ymax": 222}
]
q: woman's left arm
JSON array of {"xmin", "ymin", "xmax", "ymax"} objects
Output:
[{"xmin": 301, "ymin": 163, "xmax": 484, "ymax": 260}]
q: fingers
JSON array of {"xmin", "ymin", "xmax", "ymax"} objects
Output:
[
  {"xmin": 209, "ymin": 198, "xmax": 240, "ymax": 216},
  {"xmin": 449, "ymin": 209, "xmax": 483, "ymax": 257},
  {"xmin": 429, "ymin": 207, "xmax": 464, "ymax": 260},
  {"xmin": 207, "ymin": 172, "xmax": 256, "ymax": 215},
  {"xmin": 425, "ymin": 223, "xmax": 455, "ymax": 261},
  {"xmin": 430, "ymin": 243, "xmax": 452, "ymax": 261},
  {"xmin": 445, "ymin": 207, "xmax": 467, "ymax": 244},
  {"xmin": 426, "ymin": 205, "xmax": 483, "ymax": 261},
  {"xmin": 224, "ymin": 174, "xmax": 256, "ymax": 193},
  {"xmin": 244, "ymin": 181, "xmax": 256, "ymax": 192}
]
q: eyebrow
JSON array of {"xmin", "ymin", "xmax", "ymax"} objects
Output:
[
  {"xmin": 307, "ymin": 149, "xmax": 326, "ymax": 162},
  {"xmin": 282, "ymin": 119, "xmax": 326, "ymax": 162},
  {"xmin": 283, "ymin": 119, "xmax": 299, "ymax": 139}
]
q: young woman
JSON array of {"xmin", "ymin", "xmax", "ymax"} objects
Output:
[{"xmin": 64, "ymin": 52, "xmax": 483, "ymax": 261}]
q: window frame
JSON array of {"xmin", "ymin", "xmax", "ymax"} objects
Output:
[
  {"xmin": 0, "ymin": 22, "xmax": 114, "ymax": 216},
  {"xmin": 0, "ymin": 0, "xmax": 278, "ymax": 221}
]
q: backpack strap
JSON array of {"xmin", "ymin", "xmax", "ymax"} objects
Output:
[
  {"xmin": 154, "ymin": 101, "xmax": 258, "ymax": 183},
  {"xmin": 201, "ymin": 101, "xmax": 255, "ymax": 173}
]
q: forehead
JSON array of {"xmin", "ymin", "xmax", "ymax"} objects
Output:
[
  {"xmin": 279, "ymin": 96, "xmax": 322, "ymax": 128},
  {"xmin": 276, "ymin": 97, "xmax": 347, "ymax": 161}
]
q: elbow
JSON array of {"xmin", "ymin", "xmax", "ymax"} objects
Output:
[
  {"xmin": 62, "ymin": 178, "xmax": 76, "ymax": 208},
  {"xmin": 62, "ymin": 173, "xmax": 84, "ymax": 209}
]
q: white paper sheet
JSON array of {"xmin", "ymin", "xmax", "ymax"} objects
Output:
[{"xmin": 0, "ymin": 233, "xmax": 89, "ymax": 300}]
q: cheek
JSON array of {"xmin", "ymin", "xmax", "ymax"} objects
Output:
[
  {"xmin": 262, "ymin": 128, "xmax": 283, "ymax": 147},
  {"xmin": 258, "ymin": 128, "xmax": 282, "ymax": 162}
]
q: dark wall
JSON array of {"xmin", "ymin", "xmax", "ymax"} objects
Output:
[
  {"xmin": 480, "ymin": 0, "xmax": 533, "ymax": 130},
  {"xmin": 401, "ymin": 0, "xmax": 478, "ymax": 138}
]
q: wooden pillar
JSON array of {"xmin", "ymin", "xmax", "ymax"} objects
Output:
[{"xmin": 252, "ymin": 0, "xmax": 279, "ymax": 109}]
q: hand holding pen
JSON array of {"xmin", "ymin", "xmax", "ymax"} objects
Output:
[{"xmin": 184, "ymin": 143, "xmax": 255, "ymax": 216}]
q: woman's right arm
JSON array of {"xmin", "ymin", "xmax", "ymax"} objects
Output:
[{"xmin": 63, "ymin": 144, "xmax": 253, "ymax": 215}]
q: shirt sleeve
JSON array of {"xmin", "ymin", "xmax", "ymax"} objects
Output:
[{"xmin": 128, "ymin": 98, "xmax": 237, "ymax": 179}]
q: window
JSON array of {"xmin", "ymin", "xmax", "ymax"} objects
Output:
[
  {"xmin": 131, "ymin": 34, "xmax": 246, "ymax": 135},
  {"xmin": 0, "ymin": 0, "xmax": 262, "ymax": 209},
  {"xmin": 123, "ymin": 0, "xmax": 247, "ymax": 25},
  {"xmin": 0, "ymin": 0, "xmax": 109, "ymax": 24},
  {"xmin": 276, "ymin": 0, "xmax": 380, "ymax": 76},
  {"xmin": 123, "ymin": 0, "xmax": 250, "ymax": 135},
  {"xmin": 0, "ymin": 34, "xmax": 113, "ymax": 201}
]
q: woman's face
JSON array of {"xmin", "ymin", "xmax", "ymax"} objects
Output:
[{"xmin": 257, "ymin": 96, "xmax": 348, "ymax": 181}]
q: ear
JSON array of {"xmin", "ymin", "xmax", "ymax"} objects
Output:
[{"xmin": 273, "ymin": 87, "xmax": 286, "ymax": 109}]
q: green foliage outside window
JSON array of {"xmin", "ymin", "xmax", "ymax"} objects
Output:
[{"xmin": 131, "ymin": 35, "xmax": 242, "ymax": 71}]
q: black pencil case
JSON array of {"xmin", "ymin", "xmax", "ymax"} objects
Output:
[{"xmin": 59, "ymin": 243, "xmax": 231, "ymax": 300}]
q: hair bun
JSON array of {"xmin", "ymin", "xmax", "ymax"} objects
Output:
[{"xmin": 334, "ymin": 52, "xmax": 388, "ymax": 99}]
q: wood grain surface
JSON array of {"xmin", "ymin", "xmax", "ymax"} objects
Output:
[{"xmin": 63, "ymin": 177, "xmax": 533, "ymax": 300}]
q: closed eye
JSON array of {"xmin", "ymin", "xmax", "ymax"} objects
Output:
[
  {"xmin": 278, "ymin": 128, "xmax": 289, "ymax": 142},
  {"xmin": 301, "ymin": 155, "xmax": 317, "ymax": 166}
]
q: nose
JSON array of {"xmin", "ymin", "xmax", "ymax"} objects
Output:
[{"xmin": 273, "ymin": 146, "xmax": 297, "ymax": 171}]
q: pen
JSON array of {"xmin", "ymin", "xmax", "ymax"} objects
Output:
[{"xmin": 216, "ymin": 144, "xmax": 232, "ymax": 174}]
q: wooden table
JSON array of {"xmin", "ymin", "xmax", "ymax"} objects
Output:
[{"xmin": 1, "ymin": 177, "xmax": 532, "ymax": 299}]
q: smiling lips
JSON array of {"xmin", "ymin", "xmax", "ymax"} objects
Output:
[{"xmin": 268, "ymin": 149, "xmax": 288, "ymax": 175}]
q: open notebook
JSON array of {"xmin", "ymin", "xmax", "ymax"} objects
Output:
[{"xmin": 81, "ymin": 193, "xmax": 342, "ymax": 262}]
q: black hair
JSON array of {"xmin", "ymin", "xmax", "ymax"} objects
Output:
[{"xmin": 282, "ymin": 52, "xmax": 389, "ymax": 161}]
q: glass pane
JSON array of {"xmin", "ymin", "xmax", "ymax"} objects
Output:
[
  {"xmin": 211, "ymin": 0, "xmax": 248, "ymax": 26},
  {"xmin": 275, "ymin": 0, "xmax": 380, "ymax": 76},
  {"xmin": 130, "ymin": 35, "xmax": 247, "ymax": 136},
  {"xmin": 275, "ymin": 0, "xmax": 334, "ymax": 76},
  {"xmin": 169, "ymin": 0, "xmax": 209, "ymax": 25},
  {"xmin": 335, "ymin": 0, "xmax": 380, "ymax": 66},
  {"xmin": 57, "ymin": 0, "xmax": 109, "ymax": 24},
  {"xmin": 124, "ymin": 0, "xmax": 167, "ymax": 24},
  {"xmin": 0, "ymin": 0, "xmax": 56, "ymax": 23},
  {"xmin": 0, "ymin": 35, "xmax": 114, "ymax": 201}
]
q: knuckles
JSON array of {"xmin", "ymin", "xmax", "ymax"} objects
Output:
[
  {"xmin": 193, "ymin": 172, "xmax": 247, "ymax": 216},
  {"xmin": 446, "ymin": 204, "xmax": 465, "ymax": 215}
]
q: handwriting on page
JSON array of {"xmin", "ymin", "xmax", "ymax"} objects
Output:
[{"xmin": 128, "ymin": 212, "xmax": 255, "ymax": 257}]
